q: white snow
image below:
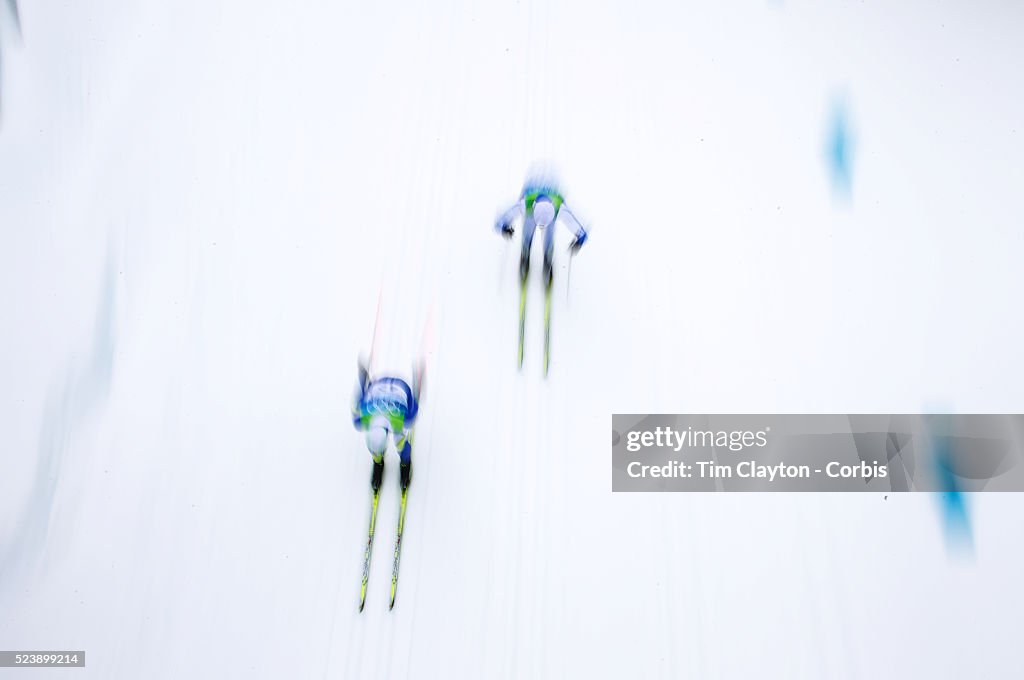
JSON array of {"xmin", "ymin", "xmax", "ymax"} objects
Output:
[{"xmin": 2, "ymin": 1, "xmax": 1024, "ymax": 678}]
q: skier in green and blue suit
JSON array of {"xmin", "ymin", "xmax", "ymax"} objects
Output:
[
  {"xmin": 352, "ymin": 361, "xmax": 421, "ymax": 492},
  {"xmin": 495, "ymin": 176, "xmax": 588, "ymax": 373}
]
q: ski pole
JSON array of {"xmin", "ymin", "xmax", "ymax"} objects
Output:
[{"xmin": 566, "ymin": 251, "xmax": 573, "ymax": 307}]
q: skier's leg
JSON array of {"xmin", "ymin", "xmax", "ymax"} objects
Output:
[
  {"xmin": 395, "ymin": 430, "xmax": 412, "ymax": 490},
  {"xmin": 518, "ymin": 215, "xmax": 537, "ymax": 368},
  {"xmin": 542, "ymin": 222, "xmax": 555, "ymax": 375},
  {"xmin": 542, "ymin": 220, "xmax": 555, "ymax": 289},
  {"xmin": 519, "ymin": 216, "xmax": 537, "ymax": 283},
  {"xmin": 366, "ymin": 418, "xmax": 389, "ymax": 492},
  {"xmin": 371, "ymin": 452, "xmax": 384, "ymax": 492}
]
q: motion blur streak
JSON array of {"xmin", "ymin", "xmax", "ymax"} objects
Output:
[
  {"xmin": 0, "ymin": 249, "xmax": 117, "ymax": 595},
  {"xmin": 0, "ymin": 0, "xmax": 21, "ymax": 119},
  {"xmin": 927, "ymin": 415, "xmax": 974, "ymax": 555},
  {"xmin": 825, "ymin": 96, "xmax": 854, "ymax": 199}
]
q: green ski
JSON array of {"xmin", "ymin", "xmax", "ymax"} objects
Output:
[
  {"xmin": 543, "ymin": 278, "xmax": 552, "ymax": 376},
  {"xmin": 389, "ymin": 486, "xmax": 409, "ymax": 610},
  {"xmin": 358, "ymin": 485, "xmax": 382, "ymax": 612},
  {"xmin": 517, "ymin": 276, "xmax": 527, "ymax": 369}
]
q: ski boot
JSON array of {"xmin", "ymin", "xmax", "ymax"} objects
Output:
[
  {"xmin": 400, "ymin": 462, "xmax": 412, "ymax": 491},
  {"xmin": 371, "ymin": 458, "xmax": 384, "ymax": 492}
]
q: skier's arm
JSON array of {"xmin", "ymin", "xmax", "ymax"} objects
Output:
[
  {"xmin": 406, "ymin": 395, "xmax": 419, "ymax": 424},
  {"xmin": 352, "ymin": 363, "xmax": 369, "ymax": 429},
  {"xmin": 358, "ymin": 359, "xmax": 369, "ymax": 392},
  {"xmin": 495, "ymin": 200, "xmax": 523, "ymax": 238},
  {"xmin": 352, "ymin": 395, "xmax": 364, "ymax": 429},
  {"xmin": 352, "ymin": 397, "xmax": 364, "ymax": 429},
  {"xmin": 559, "ymin": 204, "xmax": 588, "ymax": 253}
]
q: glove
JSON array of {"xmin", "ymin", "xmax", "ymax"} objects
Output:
[
  {"xmin": 357, "ymin": 359, "xmax": 370, "ymax": 391},
  {"xmin": 498, "ymin": 222, "xmax": 515, "ymax": 240},
  {"xmin": 568, "ymin": 231, "xmax": 587, "ymax": 254}
]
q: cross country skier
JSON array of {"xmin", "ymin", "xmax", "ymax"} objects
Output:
[
  {"xmin": 353, "ymin": 359, "xmax": 423, "ymax": 610},
  {"xmin": 352, "ymin": 360, "xmax": 420, "ymax": 491},
  {"xmin": 495, "ymin": 176, "xmax": 588, "ymax": 374}
]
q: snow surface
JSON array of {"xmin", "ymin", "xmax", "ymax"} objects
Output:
[{"xmin": 2, "ymin": 1, "xmax": 1024, "ymax": 678}]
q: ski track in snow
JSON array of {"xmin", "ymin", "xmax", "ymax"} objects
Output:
[{"xmin": 2, "ymin": 1, "xmax": 1024, "ymax": 679}]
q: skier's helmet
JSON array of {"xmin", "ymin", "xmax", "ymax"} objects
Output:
[
  {"xmin": 533, "ymin": 197, "xmax": 556, "ymax": 228},
  {"xmin": 366, "ymin": 416, "xmax": 389, "ymax": 457}
]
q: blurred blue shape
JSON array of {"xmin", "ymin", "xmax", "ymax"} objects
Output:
[
  {"xmin": 825, "ymin": 98, "xmax": 854, "ymax": 198},
  {"xmin": 924, "ymin": 414, "xmax": 974, "ymax": 556},
  {"xmin": 1, "ymin": 0, "xmax": 17, "ymax": 35},
  {"xmin": 933, "ymin": 435, "xmax": 974, "ymax": 554}
]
